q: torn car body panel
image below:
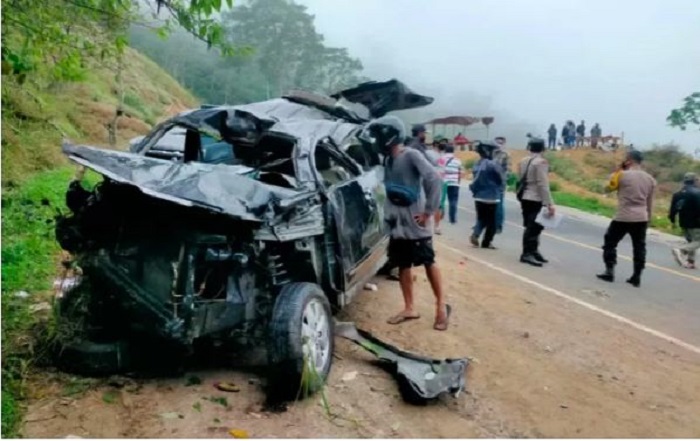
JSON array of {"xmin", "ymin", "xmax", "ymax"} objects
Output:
[
  {"xmin": 331, "ymin": 79, "xmax": 435, "ymax": 118},
  {"xmin": 335, "ymin": 322, "xmax": 468, "ymax": 402},
  {"xmin": 63, "ymin": 143, "xmax": 305, "ymax": 223}
]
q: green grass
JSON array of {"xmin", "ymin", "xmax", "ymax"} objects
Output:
[
  {"xmin": 545, "ymin": 153, "xmax": 607, "ymax": 195},
  {"xmin": 550, "ymin": 190, "xmax": 683, "ymax": 235},
  {"xmin": 1, "ymin": 40, "xmax": 196, "ymax": 437},
  {"xmin": 1, "ymin": 47, "xmax": 197, "ymax": 187},
  {"xmin": 462, "ymin": 158, "xmax": 477, "ymax": 172},
  {"xmin": 551, "ymin": 190, "xmax": 616, "ymax": 218},
  {"xmin": 1, "ymin": 166, "xmax": 100, "ymax": 437}
]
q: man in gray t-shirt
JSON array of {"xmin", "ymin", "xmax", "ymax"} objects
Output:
[
  {"xmin": 365, "ymin": 116, "xmax": 449, "ymax": 331},
  {"xmin": 408, "ymin": 124, "xmax": 439, "ymax": 166}
]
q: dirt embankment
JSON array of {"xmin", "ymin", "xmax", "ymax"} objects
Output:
[{"xmin": 21, "ymin": 243, "xmax": 700, "ymax": 438}]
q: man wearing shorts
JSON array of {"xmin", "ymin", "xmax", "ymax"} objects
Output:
[{"xmin": 365, "ymin": 116, "xmax": 449, "ymax": 331}]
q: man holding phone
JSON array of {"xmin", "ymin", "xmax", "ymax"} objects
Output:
[
  {"xmin": 365, "ymin": 116, "xmax": 449, "ymax": 331},
  {"xmin": 596, "ymin": 150, "xmax": 656, "ymax": 287}
]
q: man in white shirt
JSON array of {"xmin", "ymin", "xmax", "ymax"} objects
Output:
[{"xmin": 438, "ymin": 145, "xmax": 463, "ymax": 224}]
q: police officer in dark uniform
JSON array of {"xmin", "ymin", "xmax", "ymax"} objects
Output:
[{"xmin": 518, "ymin": 137, "xmax": 556, "ymax": 266}]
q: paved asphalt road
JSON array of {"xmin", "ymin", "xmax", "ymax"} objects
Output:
[{"xmin": 435, "ymin": 185, "xmax": 700, "ymax": 349}]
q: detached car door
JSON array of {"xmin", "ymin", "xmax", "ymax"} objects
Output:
[{"xmin": 313, "ymin": 144, "xmax": 387, "ymax": 290}]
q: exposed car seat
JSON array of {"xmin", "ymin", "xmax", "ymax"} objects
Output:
[
  {"xmin": 201, "ymin": 142, "xmax": 237, "ymax": 165},
  {"xmin": 316, "ymin": 149, "xmax": 351, "ymax": 186}
]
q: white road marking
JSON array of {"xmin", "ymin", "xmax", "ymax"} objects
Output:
[
  {"xmin": 457, "ymin": 204, "xmax": 700, "ymax": 283},
  {"xmin": 437, "ymin": 242, "xmax": 700, "ymax": 357}
]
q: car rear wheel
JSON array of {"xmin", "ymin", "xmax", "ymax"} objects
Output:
[{"xmin": 267, "ymin": 282, "xmax": 334, "ymax": 401}]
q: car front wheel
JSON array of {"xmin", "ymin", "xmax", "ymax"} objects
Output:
[{"xmin": 267, "ymin": 282, "xmax": 334, "ymax": 401}]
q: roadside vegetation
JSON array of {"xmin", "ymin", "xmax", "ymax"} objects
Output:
[
  {"xmin": 1, "ymin": 32, "xmax": 196, "ymax": 441},
  {"xmin": 2, "ymin": 167, "xmax": 74, "ymax": 436}
]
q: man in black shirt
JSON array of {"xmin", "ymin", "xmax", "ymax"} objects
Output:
[{"xmin": 670, "ymin": 172, "xmax": 700, "ymax": 269}]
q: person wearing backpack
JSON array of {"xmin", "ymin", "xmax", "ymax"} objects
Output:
[
  {"xmin": 517, "ymin": 137, "xmax": 556, "ymax": 267},
  {"xmin": 364, "ymin": 116, "xmax": 450, "ymax": 331}
]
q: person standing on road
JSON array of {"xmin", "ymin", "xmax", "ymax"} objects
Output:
[
  {"xmin": 576, "ymin": 120, "xmax": 586, "ymax": 148},
  {"xmin": 471, "ymin": 137, "xmax": 509, "ymax": 244},
  {"xmin": 517, "ymin": 137, "xmax": 555, "ymax": 267},
  {"xmin": 408, "ymin": 124, "xmax": 439, "ymax": 167},
  {"xmin": 670, "ymin": 172, "xmax": 700, "ymax": 269},
  {"xmin": 492, "ymin": 136, "xmax": 510, "ymax": 233},
  {"xmin": 590, "ymin": 123, "xmax": 602, "ymax": 149},
  {"xmin": 437, "ymin": 144, "xmax": 463, "ymax": 225},
  {"xmin": 432, "ymin": 142, "xmax": 448, "ymax": 235},
  {"xmin": 596, "ymin": 150, "xmax": 656, "ymax": 287},
  {"xmin": 469, "ymin": 141, "xmax": 504, "ymax": 249},
  {"xmin": 547, "ymin": 124, "xmax": 557, "ymax": 150},
  {"xmin": 366, "ymin": 116, "xmax": 450, "ymax": 331}
]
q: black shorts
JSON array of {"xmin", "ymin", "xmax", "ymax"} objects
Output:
[{"xmin": 388, "ymin": 237, "xmax": 436, "ymax": 269}]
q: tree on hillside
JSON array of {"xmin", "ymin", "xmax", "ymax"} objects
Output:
[
  {"xmin": 1, "ymin": 0, "xmax": 236, "ymax": 82},
  {"xmin": 221, "ymin": 0, "xmax": 366, "ymax": 97},
  {"xmin": 129, "ymin": 0, "xmax": 367, "ymax": 105},
  {"xmin": 667, "ymin": 92, "xmax": 700, "ymax": 131},
  {"xmin": 129, "ymin": 26, "xmax": 268, "ymax": 104}
]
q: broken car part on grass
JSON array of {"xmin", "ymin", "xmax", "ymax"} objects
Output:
[
  {"xmin": 335, "ymin": 322, "xmax": 468, "ymax": 404},
  {"xmin": 53, "ymin": 79, "xmax": 434, "ymax": 399}
]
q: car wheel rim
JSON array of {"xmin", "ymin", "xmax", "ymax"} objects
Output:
[{"xmin": 301, "ymin": 298, "xmax": 330, "ymax": 375}]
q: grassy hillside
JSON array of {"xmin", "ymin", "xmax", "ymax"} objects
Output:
[
  {"xmin": 1, "ymin": 47, "xmax": 197, "ymax": 437},
  {"xmin": 457, "ymin": 147, "xmax": 700, "ymax": 234},
  {"xmin": 1, "ymin": 47, "xmax": 196, "ymax": 186}
]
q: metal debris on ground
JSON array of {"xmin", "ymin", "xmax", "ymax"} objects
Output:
[
  {"xmin": 29, "ymin": 302, "xmax": 51, "ymax": 313},
  {"xmin": 334, "ymin": 322, "xmax": 468, "ymax": 404},
  {"xmin": 341, "ymin": 371, "xmax": 358, "ymax": 382},
  {"xmin": 53, "ymin": 277, "xmax": 80, "ymax": 296},
  {"xmin": 214, "ymin": 381, "xmax": 241, "ymax": 393},
  {"xmin": 159, "ymin": 412, "xmax": 180, "ymax": 420}
]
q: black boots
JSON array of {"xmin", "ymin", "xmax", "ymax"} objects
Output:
[
  {"xmin": 596, "ymin": 265, "xmax": 642, "ymax": 287},
  {"xmin": 520, "ymin": 254, "xmax": 543, "ymax": 267},
  {"xmin": 626, "ymin": 267, "xmax": 643, "ymax": 288},
  {"xmin": 596, "ymin": 265, "xmax": 615, "ymax": 283},
  {"xmin": 533, "ymin": 252, "xmax": 548, "ymax": 263}
]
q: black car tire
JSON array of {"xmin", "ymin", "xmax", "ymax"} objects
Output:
[
  {"xmin": 267, "ymin": 282, "xmax": 334, "ymax": 401},
  {"xmin": 56, "ymin": 338, "xmax": 132, "ymax": 376}
]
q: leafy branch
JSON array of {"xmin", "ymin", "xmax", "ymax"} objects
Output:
[
  {"xmin": 1, "ymin": 0, "xmax": 238, "ymax": 82},
  {"xmin": 667, "ymin": 92, "xmax": 700, "ymax": 131}
]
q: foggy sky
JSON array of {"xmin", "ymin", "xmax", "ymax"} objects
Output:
[{"xmin": 298, "ymin": 0, "xmax": 700, "ymax": 151}]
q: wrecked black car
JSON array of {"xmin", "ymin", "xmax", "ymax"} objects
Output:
[{"xmin": 53, "ymin": 80, "xmax": 433, "ymax": 398}]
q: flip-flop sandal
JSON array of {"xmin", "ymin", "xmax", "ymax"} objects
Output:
[
  {"xmin": 433, "ymin": 304, "xmax": 452, "ymax": 331},
  {"xmin": 387, "ymin": 313, "xmax": 421, "ymax": 325}
]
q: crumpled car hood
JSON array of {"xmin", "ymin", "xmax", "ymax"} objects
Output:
[{"xmin": 63, "ymin": 142, "xmax": 304, "ymax": 222}]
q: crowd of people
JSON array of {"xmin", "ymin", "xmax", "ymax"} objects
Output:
[
  {"xmin": 547, "ymin": 120, "xmax": 604, "ymax": 149},
  {"xmin": 367, "ymin": 117, "xmax": 699, "ymax": 332}
]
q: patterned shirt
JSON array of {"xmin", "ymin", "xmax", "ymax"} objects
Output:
[{"xmin": 438, "ymin": 154, "xmax": 462, "ymax": 186}]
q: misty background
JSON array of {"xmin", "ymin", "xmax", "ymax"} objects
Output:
[
  {"xmin": 297, "ymin": 0, "xmax": 699, "ymax": 151},
  {"xmin": 128, "ymin": 0, "xmax": 700, "ymax": 152}
]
